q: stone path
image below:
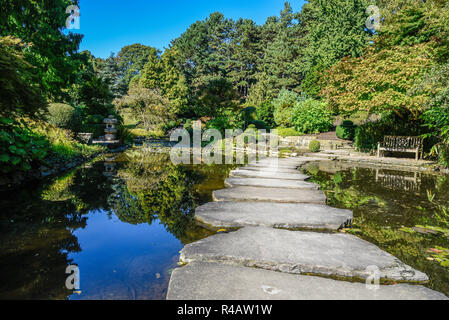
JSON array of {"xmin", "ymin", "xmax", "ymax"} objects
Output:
[
  {"xmin": 195, "ymin": 202, "xmax": 352, "ymax": 230},
  {"xmin": 167, "ymin": 157, "xmax": 447, "ymax": 300},
  {"xmin": 167, "ymin": 262, "xmax": 447, "ymax": 300}
]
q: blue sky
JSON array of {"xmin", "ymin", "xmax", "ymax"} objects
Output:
[{"xmin": 71, "ymin": 0, "xmax": 305, "ymax": 58}]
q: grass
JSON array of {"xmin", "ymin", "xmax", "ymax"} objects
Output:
[{"xmin": 29, "ymin": 120, "xmax": 105, "ymax": 160}]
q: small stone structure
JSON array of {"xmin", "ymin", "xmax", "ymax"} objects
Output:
[
  {"xmin": 92, "ymin": 115, "xmax": 120, "ymax": 147},
  {"xmin": 104, "ymin": 115, "xmax": 118, "ymax": 141}
]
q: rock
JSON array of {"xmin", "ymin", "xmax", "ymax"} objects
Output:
[
  {"xmin": 194, "ymin": 201, "xmax": 353, "ymax": 230},
  {"xmin": 180, "ymin": 227, "xmax": 429, "ymax": 283},
  {"xmin": 230, "ymin": 169, "xmax": 310, "ymax": 180},
  {"xmin": 213, "ymin": 186, "xmax": 327, "ymax": 204},
  {"xmin": 225, "ymin": 177, "xmax": 319, "ymax": 190},
  {"xmin": 167, "ymin": 262, "xmax": 446, "ymax": 300}
]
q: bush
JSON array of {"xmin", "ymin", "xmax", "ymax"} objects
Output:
[
  {"xmin": 291, "ymin": 99, "xmax": 333, "ymax": 134},
  {"xmin": 309, "ymin": 140, "xmax": 321, "ymax": 152},
  {"xmin": 206, "ymin": 116, "xmax": 232, "ymax": 133},
  {"xmin": 47, "ymin": 103, "xmax": 81, "ymax": 132},
  {"xmin": 273, "ymin": 89, "xmax": 299, "ymax": 127},
  {"xmin": 336, "ymin": 120, "xmax": 356, "ymax": 140},
  {"xmin": 354, "ymin": 113, "xmax": 425, "ymax": 152},
  {"xmin": 249, "ymin": 120, "xmax": 269, "ymax": 130},
  {"xmin": 276, "ymin": 127, "xmax": 302, "ymax": 137},
  {"xmin": 256, "ymin": 100, "xmax": 275, "ymax": 128},
  {"xmin": 0, "ymin": 118, "xmax": 48, "ymax": 173}
]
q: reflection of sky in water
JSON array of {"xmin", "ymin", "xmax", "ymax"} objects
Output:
[{"xmin": 68, "ymin": 210, "xmax": 182, "ymax": 300}]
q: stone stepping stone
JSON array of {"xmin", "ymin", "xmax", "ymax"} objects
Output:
[
  {"xmin": 180, "ymin": 227, "xmax": 429, "ymax": 283},
  {"xmin": 225, "ymin": 177, "xmax": 318, "ymax": 190},
  {"xmin": 213, "ymin": 186, "xmax": 327, "ymax": 204},
  {"xmin": 194, "ymin": 201, "xmax": 353, "ymax": 230},
  {"xmin": 167, "ymin": 262, "xmax": 447, "ymax": 300},
  {"xmin": 247, "ymin": 162, "xmax": 301, "ymax": 169},
  {"xmin": 230, "ymin": 169, "xmax": 310, "ymax": 181},
  {"xmin": 237, "ymin": 166, "xmax": 300, "ymax": 173}
]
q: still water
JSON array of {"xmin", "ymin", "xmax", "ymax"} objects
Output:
[
  {"xmin": 0, "ymin": 150, "xmax": 234, "ymax": 299},
  {"xmin": 303, "ymin": 161, "xmax": 449, "ymax": 296},
  {"xmin": 1, "ymin": 152, "xmax": 448, "ymax": 299}
]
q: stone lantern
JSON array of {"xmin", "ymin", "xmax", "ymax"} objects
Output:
[{"xmin": 104, "ymin": 115, "xmax": 118, "ymax": 141}]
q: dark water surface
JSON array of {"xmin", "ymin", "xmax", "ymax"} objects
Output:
[
  {"xmin": 2, "ymin": 153, "xmax": 448, "ymax": 299},
  {"xmin": 303, "ymin": 161, "xmax": 449, "ymax": 297},
  {"xmin": 0, "ymin": 150, "xmax": 235, "ymax": 299}
]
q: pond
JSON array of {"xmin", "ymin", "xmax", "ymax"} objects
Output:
[
  {"xmin": 0, "ymin": 150, "xmax": 235, "ymax": 300},
  {"xmin": 303, "ymin": 161, "xmax": 449, "ymax": 297}
]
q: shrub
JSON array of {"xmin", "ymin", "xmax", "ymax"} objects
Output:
[
  {"xmin": 354, "ymin": 113, "xmax": 425, "ymax": 152},
  {"xmin": 256, "ymin": 100, "xmax": 275, "ymax": 128},
  {"xmin": 336, "ymin": 120, "xmax": 356, "ymax": 140},
  {"xmin": 206, "ymin": 116, "xmax": 232, "ymax": 133},
  {"xmin": 249, "ymin": 120, "xmax": 269, "ymax": 130},
  {"xmin": 0, "ymin": 118, "xmax": 48, "ymax": 173},
  {"xmin": 309, "ymin": 140, "xmax": 321, "ymax": 152},
  {"xmin": 292, "ymin": 99, "xmax": 333, "ymax": 134},
  {"xmin": 47, "ymin": 103, "xmax": 81, "ymax": 132},
  {"xmin": 276, "ymin": 127, "xmax": 302, "ymax": 137},
  {"xmin": 273, "ymin": 89, "xmax": 300, "ymax": 127}
]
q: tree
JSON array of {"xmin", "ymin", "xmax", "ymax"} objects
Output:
[
  {"xmin": 114, "ymin": 86, "xmax": 172, "ymax": 132},
  {"xmin": 0, "ymin": 36, "xmax": 47, "ymax": 119},
  {"xmin": 298, "ymin": 0, "xmax": 371, "ymax": 73},
  {"xmin": 117, "ymin": 44, "xmax": 159, "ymax": 88},
  {"xmin": 140, "ymin": 47, "xmax": 189, "ymax": 116},
  {"xmin": 0, "ymin": 0, "xmax": 83, "ymax": 100}
]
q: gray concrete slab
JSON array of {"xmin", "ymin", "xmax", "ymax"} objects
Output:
[
  {"xmin": 230, "ymin": 169, "xmax": 310, "ymax": 180},
  {"xmin": 194, "ymin": 201, "xmax": 353, "ymax": 230},
  {"xmin": 225, "ymin": 177, "xmax": 319, "ymax": 190},
  {"xmin": 167, "ymin": 262, "xmax": 446, "ymax": 300},
  {"xmin": 213, "ymin": 186, "xmax": 327, "ymax": 204},
  {"xmin": 180, "ymin": 227, "xmax": 429, "ymax": 282}
]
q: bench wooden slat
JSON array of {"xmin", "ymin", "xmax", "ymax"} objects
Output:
[{"xmin": 377, "ymin": 136, "xmax": 423, "ymax": 160}]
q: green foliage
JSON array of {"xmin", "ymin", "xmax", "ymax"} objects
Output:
[
  {"xmin": 256, "ymin": 100, "xmax": 275, "ymax": 128},
  {"xmin": 353, "ymin": 113, "xmax": 424, "ymax": 152},
  {"xmin": 309, "ymin": 140, "xmax": 321, "ymax": 153},
  {"xmin": 0, "ymin": 0, "xmax": 82, "ymax": 100},
  {"xmin": 273, "ymin": 89, "xmax": 300, "ymax": 127},
  {"xmin": 114, "ymin": 85, "xmax": 172, "ymax": 132},
  {"xmin": 336, "ymin": 120, "xmax": 356, "ymax": 140},
  {"xmin": 299, "ymin": 0, "xmax": 371, "ymax": 73},
  {"xmin": 276, "ymin": 127, "xmax": 302, "ymax": 137},
  {"xmin": 292, "ymin": 99, "xmax": 333, "ymax": 134},
  {"xmin": 0, "ymin": 37, "xmax": 47, "ymax": 119},
  {"xmin": 0, "ymin": 118, "xmax": 48, "ymax": 173},
  {"xmin": 46, "ymin": 103, "xmax": 81, "ymax": 132},
  {"xmin": 412, "ymin": 63, "xmax": 449, "ymax": 167}
]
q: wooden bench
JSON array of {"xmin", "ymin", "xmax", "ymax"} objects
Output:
[{"xmin": 377, "ymin": 136, "xmax": 423, "ymax": 160}]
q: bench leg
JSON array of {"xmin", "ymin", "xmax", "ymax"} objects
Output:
[{"xmin": 377, "ymin": 143, "xmax": 381, "ymax": 158}]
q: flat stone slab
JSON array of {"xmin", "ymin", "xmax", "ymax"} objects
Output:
[
  {"xmin": 247, "ymin": 163, "xmax": 301, "ymax": 169},
  {"xmin": 225, "ymin": 177, "xmax": 319, "ymax": 190},
  {"xmin": 213, "ymin": 186, "xmax": 327, "ymax": 204},
  {"xmin": 231, "ymin": 169, "xmax": 310, "ymax": 180},
  {"xmin": 195, "ymin": 201, "xmax": 353, "ymax": 230},
  {"xmin": 180, "ymin": 227, "xmax": 429, "ymax": 283},
  {"xmin": 238, "ymin": 166, "xmax": 301, "ymax": 173},
  {"xmin": 167, "ymin": 262, "xmax": 446, "ymax": 300}
]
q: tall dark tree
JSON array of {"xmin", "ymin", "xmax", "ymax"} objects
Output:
[{"xmin": 0, "ymin": 0, "xmax": 83, "ymax": 100}]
